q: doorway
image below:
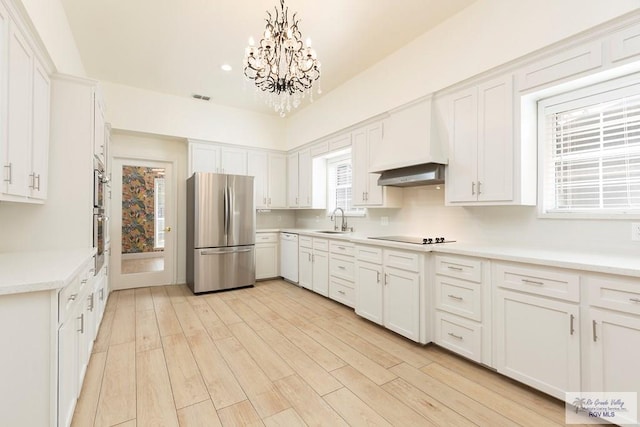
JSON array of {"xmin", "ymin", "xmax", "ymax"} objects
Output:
[{"xmin": 111, "ymin": 158, "xmax": 176, "ymax": 289}]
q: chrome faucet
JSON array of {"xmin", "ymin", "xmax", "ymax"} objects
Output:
[{"xmin": 330, "ymin": 207, "xmax": 347, "ymax": 231}]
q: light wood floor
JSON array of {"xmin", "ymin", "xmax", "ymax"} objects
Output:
[{"xmin": 72, "ymin": 279, "xmax": 577, "ymax": 427}]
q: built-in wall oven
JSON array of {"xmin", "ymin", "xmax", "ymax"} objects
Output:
[{"xmin": 93, "ymin": 159, "xmax": 107, "ymax": 273}]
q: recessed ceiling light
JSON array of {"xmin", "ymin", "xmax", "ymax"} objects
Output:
[{"xmin": 221, "ymin": 64, "xmax": 232, "ymax": 72}]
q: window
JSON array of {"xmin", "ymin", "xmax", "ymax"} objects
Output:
[
  {"xmin": 539, "ymin": 77, "xmax": 640, "ymax": 216},
  {"xmin": 327, "ymin": 154, "xmax": 364, "ymax": 216}
]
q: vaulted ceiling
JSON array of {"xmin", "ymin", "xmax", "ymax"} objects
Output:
[{"xmin": 60, "ymin": 0, "xmax": 477, "ymax": 115}]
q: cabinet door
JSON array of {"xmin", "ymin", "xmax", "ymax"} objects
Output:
[
  {"xmin": 93, "ymin": 93, "xmax": 105, "ymax": 164},
  {"xmin": 355, "ymin": 261, "xmax": 383, "ymax": 325},
  {"xmin": 384, "ymin": 267, "xmax": 420, "ymax": 341},
  {"xmin": 268, "ymin": 153, "xmax": 287, "ymax": 208},
  {"xmin": 298, "ymin": 149, "xmax": 312, "ymax": 207},
  {"xmin": 189, "ymin": 143, "xmax": 219, "ymax": 175},
  {"xmin": 477, "ymin": 75, "xmax": 513, "ymax": 202},
  {"xmin": 58, "ymin": 316, "xmax": 79, "ymax": 427},
  {"xmin": 247, "ymin": 151, "xmax": 268, "ymax": 208},
  {"xmin": 5, "ymin": 23, "xmax": 33, "ymax": 197},
  {"xmin": 312, "ymin": 250, "xmax": 329, "ymax": 297},
  {"xmin": 447, "ymin": 88, "xmax": 478, "ymax": 203},
  {"xmin": 220, "ymin": 147, "xmax": 247, "ymax": 175},
  {"xmin": 495, "ymin": 289, "xmax": 580, "ymax": 400},
  {"xmin": 256, "ymin": 244, "xmax": 278, "ymax": 280},
  {"xmin": 0, "ymin": 3, "xmax": 7, "ymax": 183},
  {"xmin": 589, "ymin": 308, "xmax": 640, "ymax": 424},
  {"xmin": 299, "ymin": 247, "xmax": 313, "ymax": 290},
  {"xmin": 287, "ymin": 152, "xmax": 299, "ymax": 207},
  {"xmin": 30, "ymin": 60, "xmax": 49, "ymax": 200},
  {"xmin": 351, "ymin": 127, "xmax": 368, "ymax": 206},
  {"xmin": 366, "ymin": 123, "xmax": 384, "ymax": 206}
]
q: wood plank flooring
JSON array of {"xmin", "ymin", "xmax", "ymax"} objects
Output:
[{"xmin": 72, "ymin": 279, "xmax": 573, "ymax": 427}]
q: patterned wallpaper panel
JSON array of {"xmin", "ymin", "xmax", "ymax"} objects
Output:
[{"xmin": 122, "ymin": 166, "xmax": 164, "ymax": 254}]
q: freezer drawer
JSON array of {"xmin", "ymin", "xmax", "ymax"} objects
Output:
[{"xmin": 191, "ymin": 246, "xmax": 255, "ymax": 293}]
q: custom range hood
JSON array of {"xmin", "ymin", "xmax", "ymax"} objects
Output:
[{"xmin": 377, "ymin": 163, "xmax": 445, "ymax": 187}]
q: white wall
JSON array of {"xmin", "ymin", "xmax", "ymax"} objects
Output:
[
  {"xmin": 295, "ymin": 186, "xmax": 639, "ymax": 253},
  {"xmin": 102, "ymin": 82, "xmax": 287, "ymax": 151},
  {"xmin": 286, "ymin": 0, "xmax": 640, "ymax": 148},
  {"xmin": 110, "ymin": 132, "xmax": 188, "ymax": 284},
  {"xmin": 16, "ymin": 0, "xmax": 85, "ymax": 75}
]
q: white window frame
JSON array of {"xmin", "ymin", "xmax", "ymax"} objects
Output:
[
  {"xmin": 537, "ymin": 73, "xmax": 640, "ymax": 219},
  {"xmin": 326, "ymin": 153, "xmax": 365, "ymax": 217}
]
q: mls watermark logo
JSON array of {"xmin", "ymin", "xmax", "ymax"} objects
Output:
[{"xmin": 566, "ymin": 392, "xmax": 638, "ymax": 425}]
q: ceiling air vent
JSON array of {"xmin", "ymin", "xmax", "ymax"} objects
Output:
[{"xmin": 192, "ymin": 94, "xmax": 211, "ymax": 101}]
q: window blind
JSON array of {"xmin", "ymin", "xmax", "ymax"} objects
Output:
[{"xmin": 542, "ymin": 84, "xmax": 640, "ymax": 213}]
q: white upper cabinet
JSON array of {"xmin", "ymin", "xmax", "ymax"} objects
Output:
[
  {"xmin": 445, "ymin": 74, "xmax": 534, "ymax": 206},
  {"xmin": 248, "ymin": 150, "xmax": 286, "ymax": 209},
  {"xmin": 287, "ymin": 148, "xmax": 312, "ymax": 208},
  {"xmin": 187, "ymin": 141, "xmax": 248, "ymax": 176},
  {"xmin": 352, "ymin": 122, "xmax": 402, "ymax": 207},
  {"xmin": 287, "ymin": 151, "xmax": 299, "ymax": 208},
  {"xmin": 220, "ymin": 146, "xmax": 247, "ymax": 175},
  {"xmin": 1, "ymin": 3, "xmax": 51, "ymax": 203},
  {"xmin": 370, "ymin": 96, "xmax": 447, "ymax": 173},
  {"xmin": 93, "ymin": 89, "xmax": 106, "ymax": 165}
]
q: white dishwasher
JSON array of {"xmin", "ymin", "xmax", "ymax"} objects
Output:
[{"xmin": 280, "ymin": 232, "xmax": 299, "ymax": 283}]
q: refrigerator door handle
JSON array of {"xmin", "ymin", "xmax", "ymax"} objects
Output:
[
  {"xmin": 223, "ymin": 187, "xmax": 229, "ymax": 237},
  {"xmin": 201, "ymin": 248, "xmax": 253, "ymax": 255}
]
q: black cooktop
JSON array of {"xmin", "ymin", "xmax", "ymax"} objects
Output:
[{"xmin": 367, "ymin": 236, "xmax": 455, "ymax": 245}]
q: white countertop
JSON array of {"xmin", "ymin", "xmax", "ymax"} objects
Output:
[
  {"xmin": 259, "ymin": 228, "xmax": 640, "ymax": 278},
  {"xmin": 0, "ymin": 248, "xmax": 96, "ymax": 296}
]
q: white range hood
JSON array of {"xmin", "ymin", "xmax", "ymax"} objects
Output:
[{"xmin": 369, "ymin": 95, "xmax": 448, "ymax": 174}]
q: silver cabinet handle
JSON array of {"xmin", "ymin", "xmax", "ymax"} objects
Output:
[
  {"xmin": 88, "ymin": 293, "xmax": 95, "ymax": 312},
  {"xmin": 592, "ymin": 320, "xmax": 598, "ymax": 342},
  {"xmin": 477, "ymin": 181, "xmax": 482, "ymax": 195},
  {"xmin": 569, "ymin": 314, "xmax": 575, "ymax": 335},
  {"xmin": 338, "ymin": 265, "xmax": 346, "ymax": 270},
  {"xmin": 68, "ymin": 294, "xmax": 77, "ymax": 302},
  {"xmin": 471, "ymin": 181, "xmax": 475, "ymax": 195},
  {"xmin": 268, "ymin": 197, "xmax": 271, "ymax": 205},
  {"xmin": 447, "ymin": 266, "xmax": 463, "ymax": 271},
  {"xmin": 338, "ymin": 290, "xmax": 346, "ymax": 295},
  {"xmin": 630, "ymin": 298, "xmax": 640, "ymax": 303},
  {"xmin": 384, "ymin": 273, "xmax": 389, "ymax": 285},
  {"xmin": 99, "ymin": 288, "xmax": 104, "ymax": 301},
  {"xmin": 448, "ymin": 332, "xmax": 463, "ymax": 340},
  {"xmin": 522, "ymin": 279, "xmax": 544, "ymax": 286},
  {"xmin": 4, "ymin": 163, "xmax": 11, "ymax": 183},
  {"xmin": 376, "ymin": 271, "xmax": 380, "ymax": 283},
  {"xmin": 312, "ymin": 254, "xmax": 315, "ymax": 262},
  {"xmin": 77, "ymin": 313, "xmax": 84, "ymax": 334},
  {"xmin": 447, "ymin": 294, "xmax": 463, "ymax": 301},
  {"xmin": 35, "ymin": 174, "xmax": 41, "ymax": 191},
  {"xmin": 307, "ymin": 253, "xmax": 311, "ymax": 262},
  {"xmin": 29, "ymin": 173, "xmax": 36, "ymax": 189}
]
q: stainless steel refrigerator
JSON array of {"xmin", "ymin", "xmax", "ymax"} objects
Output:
[{"xmin": 186, "ymin": 172, "xmax": 255, "ymax": 294}]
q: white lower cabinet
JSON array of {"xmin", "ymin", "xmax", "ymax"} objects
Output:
[
  {"xmin": 355, "ymin": 245, "xmax": 425, "ymax": 343},
  {"xmin": 493, "ymin": 261, "xmax": 581, "ymax": 401},
  {"xmin": 433, "ymin": 254, "xmax": 488, "ymax": 364},
  {"xmin": 255, "ymin": 232, "xmax": 279, "ymax": 280},
  {"xmin": 328, "ymin": 240, "xmax": 356, "ymax": 308},
  {"xmin": 298, "ymin": 237, "xmax": 329, "ymax": 296}
]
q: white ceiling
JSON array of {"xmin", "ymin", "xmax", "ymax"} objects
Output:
[{"xmin": 60, "ymin": 0, "xmax": 477, "ymax": 116}]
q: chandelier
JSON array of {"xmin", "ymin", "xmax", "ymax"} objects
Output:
[{"xmin": 243, "ymin": 0, "xmax": 321, "ymax": 117}]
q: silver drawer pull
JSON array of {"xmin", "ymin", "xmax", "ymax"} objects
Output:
[
  {"xmin": 77, "ymin": 313, "xmax": 84, "ymax": 334},
  {"xmin": 592, "ymin": 320, "xmax": 598, "ymax": 342},
  {"xmin": 68, "ymin": 294, "xmax": 77, "ymax": 302},
  {"xmin": 338, "ymin": 290, "xmax": 346, "ymax": 295},
  {"xmin": 337, "ymin": 246, "xmax": 345, "ymax": 250},
  {"xmin": 630, "ymin": 298, "xmax": 640, "ymax": 304},
  {"xmin": 522, "ymin": 278, "xmax": 544, "ymax": 286},
  {"xmin": 448, "ymin": 332, "xmax": 463, "ymax": 340},
  {"xmin": 569, "ymin": 314, "xmax": 575, "ymax": 336},
  {"xmin": 338, "ymin": 266, "xmax": 346, "ymax": 270},
  {"xmin": 447, "ymin": 294, "xmax": 463, "ymax": 301},
  {"xmin": 447, "ymin": 266, "xmax": 463, "ymax": 271}
]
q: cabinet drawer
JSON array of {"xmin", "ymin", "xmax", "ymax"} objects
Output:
[
  {"xmin": 312, "ymin": 238, "xmax": 329, "ymax": 252},
  {"xmin": 435, "ymin": 312, "xmax": 482, "ymax": 363},
  {"xmin": 256, "ymin": 232, "xmax": 278, "ymax": 243},
  {"xmin": 299, "ymin": 235, "xmax": 313, "ymax": 248},
  {"xmin": 356, "ymin": 245, "xmax": 383, "ymax": 264},
  {"xmin": 435, "ymin": 275, "xmax": 482, "ymax": 321},
  {"xmin": 330, "ymin": 254, "xmax": 355, "ymax": 282},
  {"xmin": 329, "ymin": 277, "xmax": 355, "ymax": 308},
  {"xmin": 59, "ymin": 276, "xmax": 81, "ymax": 323},
  {"xmin": 494, "ymin": 262, "xmax": 580, "ymax": 302},
  {"xmin": 587, "ymin": 275, "xmax": 640, "ymax": 316},
  {"xmin": 435, "ymin": 255, "xmax": 482, "ymax": 283},
  {"xmin": 384, "ymin": 249, "xmax": 420, "ymax": 273},
  {"xmin": 517, "ymin": 41, "xmax": 602, "ymax": 91},
  {"xmin": 330, "ymin": 240, "xmax": 355, "ymax": 256}
]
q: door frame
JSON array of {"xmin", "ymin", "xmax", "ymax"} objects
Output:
[{"xmin": 110, "ymin": 156, "xmax": 178, "ymax": 290}]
